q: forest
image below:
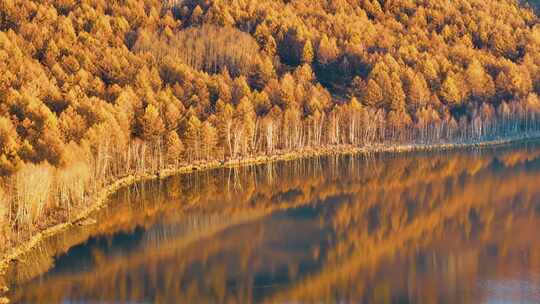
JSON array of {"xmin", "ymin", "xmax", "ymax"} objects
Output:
[{"xmin": 2, "ymin": 0, "xmax": 540, "ymax": 250}]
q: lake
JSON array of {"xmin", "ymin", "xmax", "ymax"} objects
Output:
[{"xmin": 6, "ymin": 142, "xmax": 540, "ymax": 303}]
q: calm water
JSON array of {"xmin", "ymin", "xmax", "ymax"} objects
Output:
[{"xmin": 6, "ymin": 142, "xmax": 540, "ymax": 303}]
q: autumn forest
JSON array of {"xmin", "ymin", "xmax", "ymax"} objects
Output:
[{"xmin": 2, "ymin": 0, "xmax": 540, "ymax": 254}]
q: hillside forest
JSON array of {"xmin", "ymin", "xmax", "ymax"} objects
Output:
[{"xmin": 2, "ymin": 0, "xmax": 540, "ymax": 248}]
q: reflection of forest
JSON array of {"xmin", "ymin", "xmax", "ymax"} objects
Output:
[{"xmin": 7, "ymin": 142, "xmax": 540, "ymax": 303}]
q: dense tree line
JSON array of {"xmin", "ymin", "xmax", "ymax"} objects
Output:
[{"xmin": 2, "ymin": 0, "xmax": 540, "ymax": 241}]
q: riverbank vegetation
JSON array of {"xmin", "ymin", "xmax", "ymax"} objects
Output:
[{"xmin": 2, "ymin": 0, "xmax": 540, "ymax": 253}]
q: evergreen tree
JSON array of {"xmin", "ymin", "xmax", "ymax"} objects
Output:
[
  {"xmin": 165, "ymin": 130, "xmax": 184, "ymax": 165},
  {"xmin": 440, "ymin": 75, "xmax": 462, "ymax": 106},
  {"xmin": 301, "ymin": 40, "xmax": 314, "ymax": 64}
]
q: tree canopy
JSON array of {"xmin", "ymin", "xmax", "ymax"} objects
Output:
[{"xmin": 2, "ymin": 0, "xmax": 540, "ymax": 243}]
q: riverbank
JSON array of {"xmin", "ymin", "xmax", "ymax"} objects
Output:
[{"xmin": 1, "ymin": 134, "xmax": 540, "ymax": 301}]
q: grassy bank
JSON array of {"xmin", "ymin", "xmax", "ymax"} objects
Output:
[{"xmin": 1, "ymin": 135, "xmax": 539, "ymax": 301}]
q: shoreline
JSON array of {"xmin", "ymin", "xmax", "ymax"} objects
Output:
[{"xmin": 1, "ymin": 134, "xmax": 540, "ymax": 301}]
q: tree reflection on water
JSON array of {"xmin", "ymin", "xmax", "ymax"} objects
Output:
[{"xmin": 7, "ymin": 142, "xmax": 540, "ymax": 303}]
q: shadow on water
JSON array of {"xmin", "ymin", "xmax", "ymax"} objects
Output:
[{"xmin": 6, "ymin": 141, "xmax": 540, "ymax": 303}]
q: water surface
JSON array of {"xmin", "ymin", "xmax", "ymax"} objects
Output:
[{"xmin": 7, "ymin": 142, "xmax": 540, "ymax": 303}]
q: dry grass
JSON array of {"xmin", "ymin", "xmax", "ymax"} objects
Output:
[{"xmin": 13, "ymin": 163, "xmax": 53, "ymax": 226}]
